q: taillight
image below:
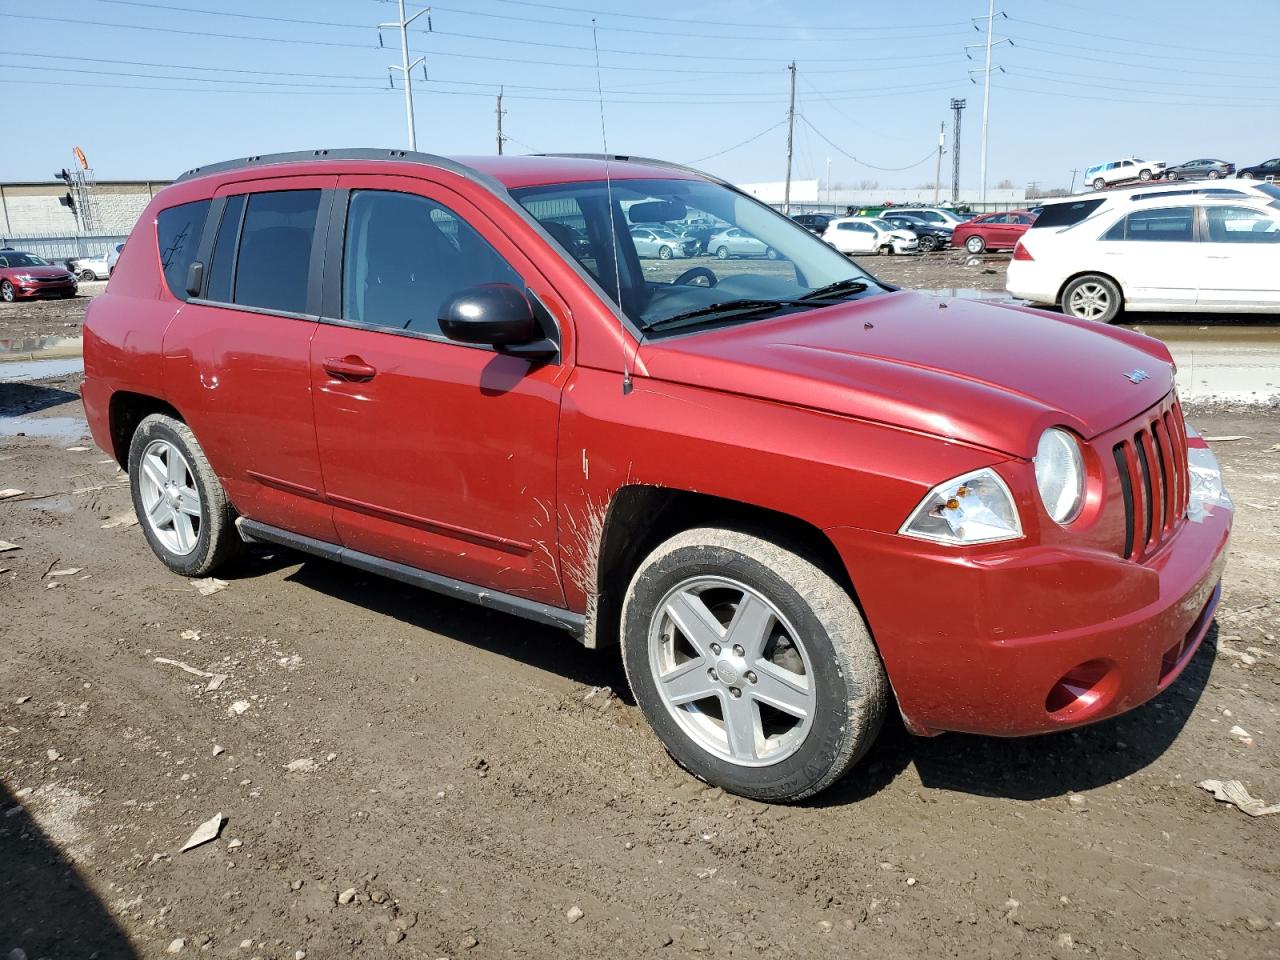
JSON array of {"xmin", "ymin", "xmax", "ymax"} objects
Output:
[{"xmin": 1012, "ymin": 241, "xmax": 1034, "ymax": 261}]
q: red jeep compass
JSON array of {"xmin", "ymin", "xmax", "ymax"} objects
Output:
[{"xmin": 81, "ymin": 149, "xmax": 1232, "ymax": 802}]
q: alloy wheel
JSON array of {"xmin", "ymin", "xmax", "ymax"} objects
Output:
[
  {"xmin": 647, "ymin": 576, "xmax": 815, "ymax": 767},
  {"xmin": 138, "ymin": 438, "xmax": 203, "ymax": 556},
  {"xmin": 1068, "ymin": 281, "xmax": 1112, "ymax": 321}
]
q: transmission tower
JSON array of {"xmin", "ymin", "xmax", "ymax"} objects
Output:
[{"xmin": 950, "ymin": 98, "xmax": 966, "ymax": 203}]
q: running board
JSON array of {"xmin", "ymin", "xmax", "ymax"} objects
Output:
[{"xmin": 235, "ymin": 518, "xmax": 585, "ymax": 637}]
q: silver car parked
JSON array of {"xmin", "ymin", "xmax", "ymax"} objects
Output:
[
  {"xmin": 629, "ymin": 226, "xmax": 697, "ymax": 260},
  {"xmin": 707, "ymin": 227, "xmax": 779, "ymax": 260}
]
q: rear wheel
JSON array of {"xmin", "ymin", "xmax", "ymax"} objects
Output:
[
  {"xmin": 128, "ymin": 414, "xmax": 243, "ymax": 577},
  {"xmin": 715, "ymin": 246, "xmax": 730, "ymax": 260},
  {"xmin": 765, "ymin": 247, "xmax": 779, "ymax": 260},
  {"xmin": 965, "ymin": 235, "xmax": 986, "ymax": 254},
  {"xmin": 1061, "ymin": 274, "xmax": 1122, "ymax": 324},
  {"xmin": 1207, "ymin": 169, "xmax": 1220, "ymax": 180},
  {"xmin": 621, "ymin": 527, "xmax": 888, "ymax": 802},
  {"xmin": 78, "ymin": 269, "xmax": 96, "ymax": 282},
  {"xmin": 1138, "ymin": 169, "xmax": 1153, "ymax": 181},
  {"xmin": 1240, "ymin": 171, "xmax": 1255, "ymax": 180},
  {"xmin": 1166, "ymin": 170, "xmax": 1179, "ymax": 181},
  {"xmin": 1092, "ymin": 177, "xmax": 1106, "ymax": 190}
]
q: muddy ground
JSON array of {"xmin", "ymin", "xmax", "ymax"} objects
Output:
[{"xmin": 1, "ymin": 278, "xmax": 1278, "ymax": 960}]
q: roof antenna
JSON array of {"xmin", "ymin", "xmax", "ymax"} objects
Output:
[{"xmin": 591, "ymin": 18, "xmax": 632, "ymax": 395}]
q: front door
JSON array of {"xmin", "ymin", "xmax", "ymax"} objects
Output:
[
  {"xmin": 1198, "ymin": 205, "xmax": 1280, "ymax": 307},
  {"xmin": 309, "ymin": 175, "xmax": 571, "ymax": 603}
]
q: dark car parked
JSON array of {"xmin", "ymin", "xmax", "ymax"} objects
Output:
[
  {"xmin": 791, "ymin": 213, "xmax": 833, "ymax": 235},
  {"xmin": 1165, "ymin": 159, "xmax": 1235, "ymax": 181},
  {"xmin": 879, "ymin": 214, "xmax": 951, "ymax": 252},
  {"xmin": 1238, "ymin": 157, "xmax": 1280, "ymax": 180}
]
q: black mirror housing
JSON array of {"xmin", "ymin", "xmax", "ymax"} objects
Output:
[
  {"xmin": 185, "ymin": 260, "xmax": 204, "ymax": 299},
  {"xmin": 439, "ymin": 283, "xmax": 538, "ymax": 347}
]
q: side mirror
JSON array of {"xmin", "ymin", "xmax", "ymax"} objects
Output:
[
  {"xmin": 438, "ymin": 284, "xmax": 557, "ymax": 359},
  {"xmin": 185, "ymin": 260, "xmax": 204, "ymax": 299}
]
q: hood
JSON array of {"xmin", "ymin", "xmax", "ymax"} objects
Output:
[
  {"xmin": 639, "ymin": 291, "xmax": 1176, "ymax": 458},
  {"xmin": 8, "ymin": 265, "xmax": 73, "ymax": 279},
  {"xmin": 889, "ymin": 230, "xmax": 915, "ymax": 240}
]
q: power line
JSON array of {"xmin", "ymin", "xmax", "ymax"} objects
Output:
[
  {"xmin": 1007, "ymin": 15, "xmax": 1276, "ymax": 59},
  {"xmin": 685, "ymin": 119, "xmax": 788, "ymax": 165},
  {"xmin": 0, "ymin": 60, "xmax": 384, "ymax": 90},
  {"xmin": 3, "ymin": 77, "xmax": 384, "ymax": 96},
  {"xmin": 798, "ymin": 116, "xmax": 938, "ymax": 172},
  {"xmin": 0, "ymin": 49, "xmax": 383, "ymax": 82}
]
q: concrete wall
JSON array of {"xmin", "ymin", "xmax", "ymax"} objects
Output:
[{"xmin": 0, "ymin": 181, "xmax": 169, "ymax": 236}]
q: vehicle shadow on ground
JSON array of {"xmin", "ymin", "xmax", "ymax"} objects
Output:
[
  {"xmin": 0, "ymin": 382, "xmax": 81, "ymax": 417},
  {"xmin": 0, "ymin": 780, "xmax": 139, "ymax": 959},
  {"xmin": 263, "ymin": 550, "xmax": 633, "ymax": 698},
  {"xmin": 817, "ymin": 623, "xmax": 1220, "ymax": 806}
]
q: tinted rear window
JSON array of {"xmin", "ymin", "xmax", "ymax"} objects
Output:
[
  {"xmin": 155, "ymin": 199, "xmax": 211, "ymax": 301},
  {"xmin": 232, "ymin": 191, "xmax": 320, "ymax": 314},
  {"xmin": 205, "ymin": 195, "xmax": 245, "ymax": 304},
  {"xmin": 1032, "ymin": 199, "xmax": 1104, "ymax": 228}
]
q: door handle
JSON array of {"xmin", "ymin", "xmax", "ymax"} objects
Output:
[{"xmin": 323, "ymin": 356, "xmax": 377, "ymax": 382}]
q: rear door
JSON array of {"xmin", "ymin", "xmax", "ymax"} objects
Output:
[
  {"xmin": 309, "ymin": 174, "xmax": 570, "ymax": 602},
  {"xmin": 1198, "ymin": 204, "xmax": 1280, "ymax": 307},
  {"xmin": 1095, "ymin": 205, "xmax": 1199, "ymax": 306},
  {"xmin": 162, "ymin": 176, "xmax": 338, "ymax": 543}
]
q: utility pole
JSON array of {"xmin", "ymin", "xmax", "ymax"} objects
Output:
[
  {"xmin": 496, "ymin": 87, "xmax": 506, "ymax": 155},
  {"xmin": 826, "ymin": 157, "xmax": 831, "ymax": 207},
  {"xmin": 1069, "ymin": 167, "xmax": 1080, "ymax": 192},
  {"xmin": 380, "ymin": 1, "xmax": 430, "ymax": 150},
  {"xmin": 933, "ymin": 121, "xmax": 945, "ymax": 205},
  {"xmin": 966, "ymin": 2, "xmax": 1011, "ymax": 205},
  {"xmin": 950, "ymin": 98, "xmax": 966, "ymax": 203},
  {"xmin": 783, "ymin": 62, "xmax": 797, "ymax": 215}
]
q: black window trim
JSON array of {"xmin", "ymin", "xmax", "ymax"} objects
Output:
[
  {"xmin": 316, "ymin": 185, "xmax": 562, "ymax": 362},
  {"xmin": 1103, "ymin": 204, "xmax": 1200, "ymax": 243},
  {"xmin": 186, "ymin": 187, "xmax": 332, "ymax": 321}
]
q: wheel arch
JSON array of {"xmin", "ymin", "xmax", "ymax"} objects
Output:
[
  {"xmin": 583, "ymin": 484, "xmax": 857, "ymax": 651},
  {"xmin": 107, "ymin": 391, "xmax": 185, "ymax": 468}
]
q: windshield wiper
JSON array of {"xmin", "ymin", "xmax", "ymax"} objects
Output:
[
  {"xmin": 797, "ymin": 278, "xmax": 872, "ymax": 301},
  {"xmin": 642, "ymin": 298, "xmax": 795, "ymax": 333}
]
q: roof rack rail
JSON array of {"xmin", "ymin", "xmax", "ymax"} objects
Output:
[{"xmin": 175, "ymin": 147, "xmax": 469, "ymax": 183}]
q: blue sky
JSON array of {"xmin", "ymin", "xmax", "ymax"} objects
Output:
[{"xmin": 3, "ymin": 0, "xmax": 1278, "ymax": 190}]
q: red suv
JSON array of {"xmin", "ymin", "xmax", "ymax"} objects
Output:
[
  {"xmin": 82, "ymin": 150, "xmax": 1231, "ymax": 802},
  {"xmin": 953, "ymin": 210, "xmax": 1037, "ymax": 254}
]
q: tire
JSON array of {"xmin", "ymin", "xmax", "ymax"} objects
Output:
[
  {"xmin": 1208, "ymin": 170, "xmax": 1220, "ymax": 180},
  {"xmin": 878, "ymin": 245, "xmax": 894, "ymax": 256},
  {"xmin": 658, "ymin": 245, "xmax": 673, "ymax": 260},
  {"xmin": 79, "ymin": 269, "xmax": 96, "ymax": 282},
  {"xmin": 715, "ymin": 246, "xmax": 730, "ymax": 260},
  {"xmin": 918, "ymin": 234, "xmax": 938, "ymax": 253},
  {"xmin": 765, "ymin": 247, "xmax": 779, "ymax": 260},
  {"xmin": 0, "ymin": 281, "xmax": 14, "ymax": 303},
  {"xmin": 1092, "ymin": 177, "xmax": 1106, "ymax": 190},
  {"xmin": 1061, "ymin": 273, "xmax": 1122, "ymax": 324},
  {"xmin": 1166, "ymin": 171, "xmax": 1179, "ymax": 181},
  {"xmin": 621, "ymin": 527, "xmax": 888, "ymax": 803},
  {"xmin": 128, "ymin": 413, "xmax": 243, "ymax": 577},
  {"xmin": 1240, "ymin": 171, "xmax": 1255, "ymax": 180},
  {"xmin": 965, "ymin": 235, "xmax": 986, "ymax": 254},
  {"xmin": 1138, "ymin": 169, "xmax": 1152, "ymax": 181}
]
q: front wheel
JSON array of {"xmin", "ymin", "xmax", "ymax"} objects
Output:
[
  {"xmin": 1139, "ymin": 169, "xmax": 1153, "ymax": 181},
  {"xmin": 1166, "ymin": 171, "xmax": 1179, "ymax": 181},
  {"xmin": 129, "ymin": 413, "xmax": 243, "ymax": 577},
  {"xmin": 715, "ymin": 246, "xmax": 730, "ymax": 260},
  {"xmin": 918, "ymin": 234, "xmax": 938, "ymax": 253},
  {"xmin": 1061, "ymin": 274, "xmax": 1122, "ymax": 324},
  {"xmin": 79, "ymin": 269, "xmax": 97, "ymax": 282},
  {"xmin": 1240, "ymin": 171, "xmax": 1255, "ymax": 180},
  {"xmin": 658, "ymin": 245, "xmax": 673, "ymax": 260},
  {"xmin": 0, "ymin": 281, "xmax": 15, "ymax": 302},
  {"xmin": 1092, "ymin": 177, "xmax": 1106, "ymax": 190},
  {"xmin": 965, "ymin": 235, "xmax": 986, "ymax": 254},
  {"xmin": 621, "ymin": 527, "xmax": 888, "ymax": 802}
]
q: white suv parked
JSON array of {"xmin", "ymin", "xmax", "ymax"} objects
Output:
[
  {"xmin": 1007, "ymin": 193, "xmax": 1280, "ymax": 322},
  {"xmin": 1082, "ymin": 158, "xmax": 1167, "ymax": 191}
]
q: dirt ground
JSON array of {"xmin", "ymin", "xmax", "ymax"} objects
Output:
[{"xmin": 1, "ymin": 278, "xmax": 1278, "ymax": 960}]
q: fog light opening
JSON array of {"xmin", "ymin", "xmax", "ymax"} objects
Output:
[{"xmin": 1045, "ymin": 659, "xmax": 1114, "ymax": 719}]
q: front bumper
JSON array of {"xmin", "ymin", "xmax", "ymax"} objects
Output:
[
  {"xmin": 13, "ymin": 279, "xmax": 77, "ymax": 298},
  {"xmin": 829, "ymin": 497, "xmax": 1231, "ymax": 737}
]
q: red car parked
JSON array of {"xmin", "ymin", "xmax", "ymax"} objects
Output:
[
  {"xmin": 0, "ymin": 249, "xmax": 78, "ymax": 301},
  {"xmin": 81, "ymin": 150, "xmax": 1231, "ymax": 802},
  {"xmin": 953, "ymin": 210, "xmax": 1037, "ymax": 254}
]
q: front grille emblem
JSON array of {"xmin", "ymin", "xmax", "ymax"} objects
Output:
[{"xmin": 1123, "ymin": 369, "xmax": 1150, "ymax": 384}]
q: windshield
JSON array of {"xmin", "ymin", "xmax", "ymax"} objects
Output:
[
  {"xmin": 870, "ymin": 219, "xmax": 897, "ymax": 231},
  {"xmin": 512, "ymin": 177, "xmax": 879, "ymax": 333},
  {"xmin": 0, "ymin": 253, "xmax": 48, "ymax": 268}
]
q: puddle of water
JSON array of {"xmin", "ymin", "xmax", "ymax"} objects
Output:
[
  {"xmin": 0, "ymin": 335, "xmax": 84, "ymax": 360},
  {"xmin": 0, "ymin": 415, "xmax": 90, "ymax": 443},
  {"xmin": 0, "ymin": 358, "xmax": 85, "ymax": 383}
]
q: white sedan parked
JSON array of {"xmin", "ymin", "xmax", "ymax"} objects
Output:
[
  {"xmin": 68, "ymin": 254, "xmax": 111, "ymax": 281},
  {"xmin": 821, "ymin": 217, "xmax": 919, "ymax": 255},
  {"xmin": 1007, "ymin": 195, "xmax": 1280, "ymax": 322}
]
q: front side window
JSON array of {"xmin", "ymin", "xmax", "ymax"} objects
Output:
[
  {"xmin": 1205, "ymin": 206, "xmax": 1280, "ymax": 243},
  {"xmin": 342, "ymin": 189, "xmax": 525, "ymax": 337},
  {"xmin": 155, "ymin": 199, "xmax": 211, "ymax": 301},
  {"xmin": 513, "ymin": 177, "xmax": 878, "ymax": 335},
  {"xmin": 0, "ymin": 253, "xmax": 48, "ymax": 268}
]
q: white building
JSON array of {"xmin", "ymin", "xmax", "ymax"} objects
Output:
[{"xmin": 737, "ymin": 178, "xmax": 1027, "ymax": 209}]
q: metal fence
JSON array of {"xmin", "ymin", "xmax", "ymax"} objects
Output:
[{"xmin": 0, "ymin": 232, "xmax": 128, "ymax": 262}]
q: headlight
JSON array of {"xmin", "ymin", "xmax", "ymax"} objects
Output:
[
  {"xmin": 15, "ymin": 273, "xmax": 34, "ymax": 281},
  {"xmin": 900, "ymin": 467, "xmax": 1022, "ymax": 546},
  {"xmin": 1185, "ymin": 422, "xmax": 1232, "ymax": 516},
  {"xmin": 1035, "ymin": 428, "xmax": 1085, "ymax": 524}
]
